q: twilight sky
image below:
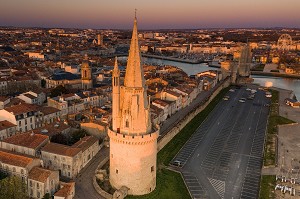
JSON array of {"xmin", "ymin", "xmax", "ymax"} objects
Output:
[{"xmin": 1, "ymin": 0, "xmax": 299, "ymax": 29}]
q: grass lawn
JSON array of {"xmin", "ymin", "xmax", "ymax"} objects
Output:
[
  {"xmin": 126, "ymin": 86, "xmax": 230, "ymax": 199},
  {"xmin": 259, "ymin": 175, "xmax": 276, "ymax": 199},
  {"xmin": 126, "ymin": 169, "xmax": 191, "ymax": 199}
]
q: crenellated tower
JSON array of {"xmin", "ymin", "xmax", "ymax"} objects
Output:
[{"xmin": 108, "ymin": 16, "xmax": 159, "ymax": 195}]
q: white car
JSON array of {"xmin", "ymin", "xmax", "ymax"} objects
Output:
[
  {"xmin": 229, "ymin": 89, "xmax": 235, "ymax": 92},
  {"xmin": 239, "ymin": 99, "xmax": 245, "ymax": 103},
  {"xmin": 275, "ymin": 184, "xmax": 283, "ymax": 190},
  {"xmin": 172, "ymin": 160, "xmax": 182, "ymax": 167}
]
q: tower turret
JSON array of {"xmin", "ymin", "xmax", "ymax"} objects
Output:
[{"xmin": 112, "ymin": 57, "xmax": 120, "ymax": 131}]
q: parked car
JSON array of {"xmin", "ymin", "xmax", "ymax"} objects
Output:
[{"xmin": 172, "ymin": 160, "xmax": 182, "ymax": 167}]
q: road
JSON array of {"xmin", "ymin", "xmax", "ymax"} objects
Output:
[
  {"xmin": 171, "ymin": 86, "xmax": 270, "ymax": 199},
  {"xmin": 74, "ymin": 147, "xmax": 109, "ymax": 199}
]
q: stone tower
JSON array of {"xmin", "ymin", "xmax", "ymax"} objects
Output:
[
  {"xmin": 81, "ymin": 55, "xmax": 93, "ymax": 90},
  {"xmin": 238, "ymin": 43, "xmax": 252, "ymax": 77},
  {"xmin": 108, "ymin": 16, "xmax": 159, "ymax": 195}
]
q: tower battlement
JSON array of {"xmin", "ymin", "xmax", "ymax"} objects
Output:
[{"xmin": 108, "ymin": 129, "xmax": 159, "ymax": 145}]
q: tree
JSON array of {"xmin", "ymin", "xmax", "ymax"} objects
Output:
[
  {"xmin": 51, "ymin": 133, "xmax": 69, "ymax": 145},
  {"xmin": 42, "ymin": 193, "xmax": 51, "ymax": 199},
  {"xmin": 0, "ymin": 175, "xmax": 28, "ymax": 199},
  {"xmin": 71, "ymin": 129, "xmax": 88, "ymax": 144},
  {"xmin": 41, "ymin": 79, "xmax": 46, "ymax": 88},
  {"xmin": 0, "ymin": 171, "xmax": 7, "ymax": 180},
  {"xmin": 50, "ymin": 85, "xmax": 69, "ymax": 98}
]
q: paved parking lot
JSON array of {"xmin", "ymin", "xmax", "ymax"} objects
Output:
[{"xmin": 171, "ymin": 86, "xmax": 270, "ymax": 199}]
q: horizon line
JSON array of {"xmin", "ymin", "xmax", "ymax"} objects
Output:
[{"xmin": 0, "ymin": 25, "xmax": 300, "ymax": 31}]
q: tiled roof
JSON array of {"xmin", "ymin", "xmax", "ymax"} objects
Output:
[
  {"xmin": 2, "ymin": 132, "xmax": 49, "ymax": 149},
  {"xmin": 54, "ymin": 182, "xmax": 75, "ymax": 197},
  {"xmin": 39, "ymin": 106, "xmax": 60, "ymax": 115},
  {"xmin": 72, "ymin": 136, "xmax": 98, "ymax": 152},
  {"xmin": 0, "ymin": 96, "xmax": 9, "ymax": 102},
  {"xmin": 0, "ymin": 150, "xmax": 34, "ymax": 167},
  {"xmin": 165, "ymin": 90, "xmax": 182, "ymax": 97},
  {"xmin": 41, "ymin": 143, "xmax": 81, "ymax": 157},
  {"xmin": 0, "ymin": 120, "xmax": 16, "ymax": 131},
  {"xmin": 152, "ymin": 99, "xmax": 172, "ymax": 107},
  {"xmin": 5, "ymin": 103, "xmax": 38, "ymax": 115},
  {"xmin": 33, "ymin": 122, "xmax": 70, "ymax": 137},
  {"xmin": 28, "ymin": 167, "xmax": 52, "ymax": 183}
]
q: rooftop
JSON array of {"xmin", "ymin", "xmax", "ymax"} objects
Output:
[
  {"xmin": 0, "ymin": 120, "xmax": 16, "ymax": 131},
  {"xmin": 41, "ymin": 142, "xmax": 81, "ymax": 157},
  {"xmin": 24, "ymin": 93, "xmax": 36, "ymax": 99},
  {"xmin": 0, "ymin": 149, "xmax": 35, "ymax": 168},
  {"xmin": 5, "ymin": 103, "xmax": 38, "ymax": 115},
  {"xmin": 2, "ymin": 132, "xmax": 49, "ymax": 149},
  {"xmin": 54, "ymin": 182, "xmax": 75, "ymax": 197},
  {"xmin": 39, "ymin": 106, "xmax": 60, "ymax": 115},
  {"xmin": 72, "ymin": 136, "xmax": 98, "ymax": 152},
  {"xmin": 28, "ymin": 167, "xmax": 53, "ymax": 183}
]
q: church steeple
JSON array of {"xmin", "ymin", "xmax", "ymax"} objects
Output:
[{"xmin": 123, "ymin": 15, "xmax": 145, "ymax": 88}]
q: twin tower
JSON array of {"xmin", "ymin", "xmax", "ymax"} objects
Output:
[{"xmin": 108, "ymin": 17, "xmax": 159, "ymax": 195}]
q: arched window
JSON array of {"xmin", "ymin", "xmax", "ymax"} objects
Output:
[{"xmin": 84, "ymin": 70, "xmax": 87, "ymax": 78}]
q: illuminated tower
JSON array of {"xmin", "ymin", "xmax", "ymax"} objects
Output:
[
  {"xmin": 108, "ymin": 16, "xmax": 159, "ymax": 195},
  {"xmin": 97, "ymin": 34, "xmax": 103, "ymax": 46},
  {"xmin": 81, "ymin": 55, "xmax": 93, "ymax": 90},
  {"xmin": 238, "ymin": 43, "xmax": 252, "ymax": 77}
]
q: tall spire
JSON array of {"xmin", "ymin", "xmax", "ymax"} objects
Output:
[
  {"xmin": 113, "ymin": 57, "xmax": 119, "ymax": 74},
  {"xmin": 123, "ymin": 13, "xmax": 145, "ymax": 88}
]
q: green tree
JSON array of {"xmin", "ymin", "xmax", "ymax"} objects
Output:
[
  {"xmin": 50, "ymin": 85, "xmax": 69, "ymax": 98},
  {"xmin": 71, "ymin": 129, "xmax": 88, "ymax": 144},
  {"xmin": 51, "ymin": 133, "xmax": 69, "ymax": 145},
  {"xmin": 42, "ymin": 193, "xmax": 51, "ymax": 199},
  {"xmin": 0, "ymin": 171, "xmax": 7, "ymax": 180},
  {"xmin": 41, "ymin": 79, "xmax": 46, "ymax": 88},
  {"xmin": 0, "ymin": 175, "xmax": 28, "ymax": 199}
]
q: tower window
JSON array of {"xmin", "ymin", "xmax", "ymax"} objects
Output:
[
  {"xmin": 151, "ymin": 166, "xmax": 154, "ymax": 172},
  {"xmin": 84, "ymin": 70, "xmax": 87, "ymax": 78},
  {"xmin": 116, "ymin": 169, "xmax": 118, "ymax": 174},
  {"xmin": 125, "ymin": 120, "xmax": 129, "ymax": 128}
]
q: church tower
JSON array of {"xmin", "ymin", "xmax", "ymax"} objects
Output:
[
  {"xmin": 81, "ymin": 55, "xmax": 93, "ymax": 90},
  {"xmin": 108, "ymin": 16, "xmax": 159, "ymax": 195}
]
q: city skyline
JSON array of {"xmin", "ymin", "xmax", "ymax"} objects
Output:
[{"xmin": 1, "ymin": 0, "xmax": 300, "ymax": 29}]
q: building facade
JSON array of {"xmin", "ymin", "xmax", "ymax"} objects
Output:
[{"xmin": 28, "ymin": 167, "xmax": 60, "ymax": 199}]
